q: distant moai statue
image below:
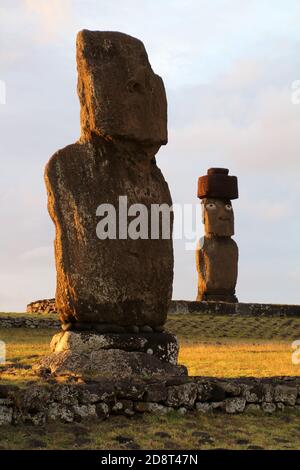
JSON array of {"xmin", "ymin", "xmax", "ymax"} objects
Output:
[{"xmin": 196, "ymin": 168, "xmax": 239, "ymax": 303}]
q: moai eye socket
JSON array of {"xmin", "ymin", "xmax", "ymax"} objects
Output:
[
  {"xmin": 206, "ymin": 202, "xmax": 216, "ymax": 210},
  {"xmin": 225, "ymin": 204, "xmax": 232, "ymax": 211},
  {"xmin": 127, "ymin": 79, "xmax": 142, "ymax": 93}
]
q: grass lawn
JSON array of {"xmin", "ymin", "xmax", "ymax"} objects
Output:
[
  {"xmin": 0, "ymin": 412, "xmax": 299, "ymax": 450},
  {"xmin": 1, "ymin": 313, "xmax": 300, "ymax": 383},
  {"xmin": 0, "ymin": 312, "xmax": 300, "ymax": 450},
  {"xmin": 169, "ymin": 314, "xmax": 300, "ymax": 377}
]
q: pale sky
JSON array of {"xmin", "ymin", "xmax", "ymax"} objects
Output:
[{"xmin": 1, "ymin": 0, "xmax": 300, "ymax": 311}]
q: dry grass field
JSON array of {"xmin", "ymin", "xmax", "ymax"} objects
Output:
[
  {"xmin": 0, "ymin": 312, "xmax": 300, "ymax": 450},
  {"xmin": 167, "ymin": 314, "xmax": 300, "ymax": 377},
  {"xmin": 0, "ymin": 313, "xmax": 300, "ymax": 384}
]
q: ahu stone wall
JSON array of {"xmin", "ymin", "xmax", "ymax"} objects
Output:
[
  {"xmin": 26, "ymin": 298, "xmax": 56, "ymax": 314},
  {"xmin": 0, "ymin": 316, "xmax": 59, "ymax": 329},
  {"xmin": 1, "ymin": 376, "xmax": 300, "ymax": 425},
  {"xmin": 169, "ymin": 300, "xmax": 300, "ymax": 316},
  {"xmin": 25, "ymin": 298, "xmax": 300, "ymax": 317}
]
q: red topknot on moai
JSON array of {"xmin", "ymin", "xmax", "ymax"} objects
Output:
[{"xmin": 195, "ymin": 168, "xmax": 239, "ymax": 303}]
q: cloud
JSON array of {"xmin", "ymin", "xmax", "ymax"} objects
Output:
[
  {"xmin": 167, "ymin": 57, "xmax": 300, "ymax": 175},
  {"xmin": 239, "ymin": 200, "xmax": 292, "ymax": 222},
  {"xmin": 20, "ymin": 246, "xmax": 53, "ymax": 261},
  {"xmin": 0, "ymin": 268, "xmax": 55, "ymax": 312},
  {"xmin": 23, "ymin": 0, "xmax": 73, "ymax": 43}
]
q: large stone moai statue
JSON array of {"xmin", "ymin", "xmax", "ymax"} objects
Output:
[
  {"xmin": 195, "ymin": 168, "xmax": 239, "ymax": 303},
  {"xmin": 38, "ymin": 30, "xmax": 186, "ymax": 378},
  {"xmin": 45, "ymin": 30, "xmax": 172, "ymax": 331}
]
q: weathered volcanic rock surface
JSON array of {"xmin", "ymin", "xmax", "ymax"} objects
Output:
[
  {"xmin": 27, "ymin": 298, "xmax": 56, "ymax": 314},
  {"xmin": 51, "ymin": 331, "xmax": 179, "ymax": 365},
  {"xmin": 34, "ymin": 349, "xmax": 187, "ymax": 379},
  {"xmin": 45, "ymin": 30, "xmax": 173, "ymax": 328},
  {"xmin": 196, "ymin": 236, "xmax": 238, "ymax": 302}
]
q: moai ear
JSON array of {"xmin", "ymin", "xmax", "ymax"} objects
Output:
[{"xmin": 201, "ymin": 201, "xmax": 205, "ymax": 224}]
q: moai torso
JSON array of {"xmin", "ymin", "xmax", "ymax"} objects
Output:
[
  {"xmin": 195, "ymin": 168, "xmax": 239, "ymax": 302},
  {"xmin": 196, "ymin": 236, "xmax": 238, "ymax": 300},
  {"xmin": 45, "ymin": 30, "xmax": 173, "ymax": 328}
]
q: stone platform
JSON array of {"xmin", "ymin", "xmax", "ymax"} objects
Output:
[
  {"xmin": 1, "ymin": 376, "xmax": 300, "ymax": 425},
  {"xmin": 26, "ymin": 298, "xmax": 56, "ymax": 314},
  {"xmin": 34, "ymin": 331, "xmax": 187, "ymax": 379},
  {"xmin": 169, "ymin": 300, "xmax": 300, "ymax": 317},
  {"xmin": 25, "ymin": 299, "xmax": 300, "ymax": 318}
]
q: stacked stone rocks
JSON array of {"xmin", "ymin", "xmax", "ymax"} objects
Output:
[
  {"xmin": 24, "ymin": 298, "xmax": 300, "ymax": 319},
  {"xmin": 38, "ymin": 30, "xmax": 184, "ymax": 377},
  {"xmin": 36, "ymin": 330, "xmax": 186, "ymax": 378},
  {"xmin": 0, "ymin": 316, "xmax": 59, "ymax": 329},
  {"xmin": 1, "ymin": 377, "xmax": 300, "ymax": 425},
  {"xmin": 169, "ymin": 300, "xmax": 300, "ymax": 316},
  {"xmin": 26, "ymin": 298, "xmax": 56, "ymax": 314}
]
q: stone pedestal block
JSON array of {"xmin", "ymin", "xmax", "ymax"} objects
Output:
[
  {"xmin": 51, "ymin": 331, "xmax": 179, "ymax": 365},
  {"xmin": 34, "ymin": 331, "xmax": 187, "ymax": 379},
  {"xmin": 34, "ymin": 349, "xmax": 187, "ymax": 379}
]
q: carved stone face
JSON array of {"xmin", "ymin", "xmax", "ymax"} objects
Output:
[
  {"xmin": 202, "ymin": 198, "xmax": 234, "ymax": 236},
  {"xmin": 77, "ymin": 30, "xmax": 167, "ymax": 146}
]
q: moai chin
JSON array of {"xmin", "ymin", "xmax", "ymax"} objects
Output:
[
  {"xmin": 44, "ymin": 30, "xmax": 173, "ymax": 331},
  {"xmin": 195, "ymin": 168, "xmax": 239, "ymax": 303}
]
